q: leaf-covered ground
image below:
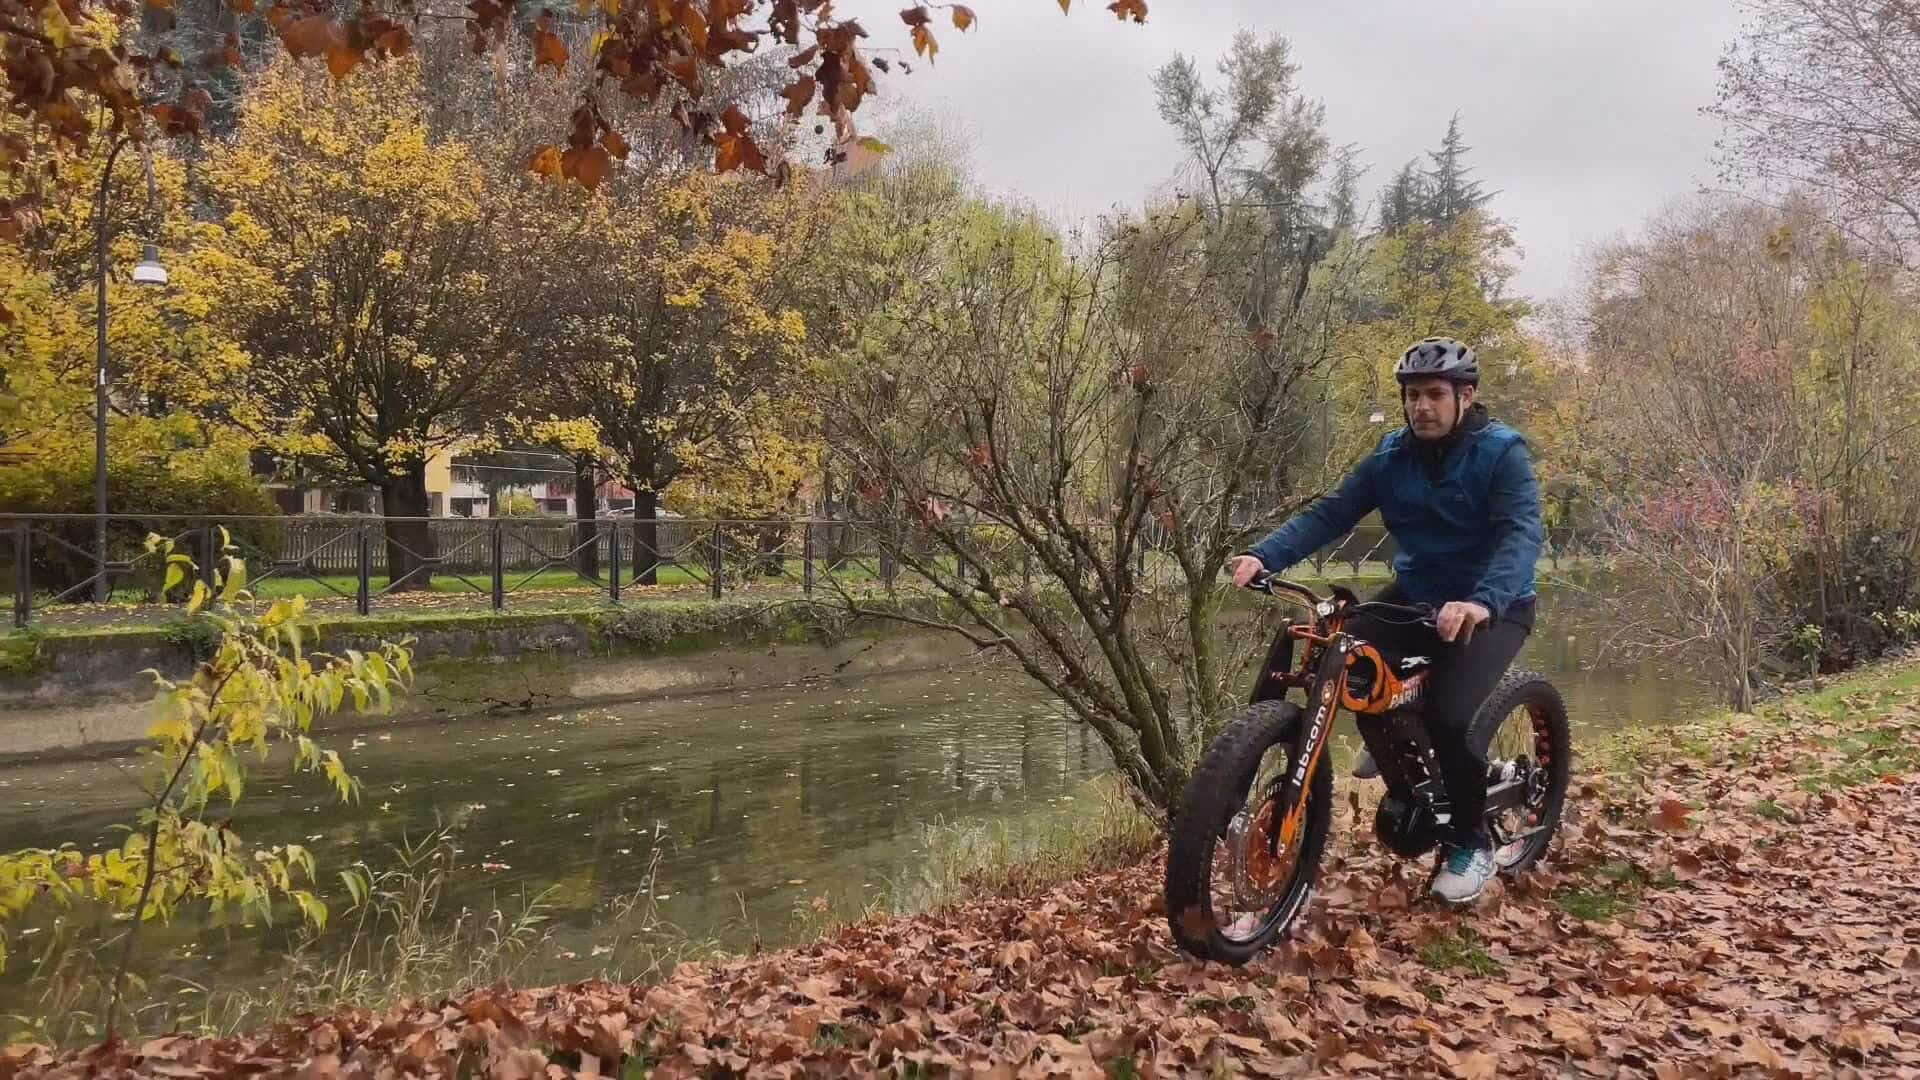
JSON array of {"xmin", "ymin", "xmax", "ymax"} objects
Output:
[{"xmin": 10, "ymin": 675, "xmax": 1920, "ymax": 1078}]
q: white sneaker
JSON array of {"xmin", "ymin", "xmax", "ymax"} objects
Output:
[
  {"xmin": 1432, "ymin": 844, "xmax": 1496, "ymax": 903},
  {"xmin": 1493, "ymin": 837, "xmax": 1529, "ymax": 871}
]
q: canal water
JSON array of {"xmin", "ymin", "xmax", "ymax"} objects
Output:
[{"xmin": 0, "ymin": 582, "xmax": 1709, "ymax": 1028}]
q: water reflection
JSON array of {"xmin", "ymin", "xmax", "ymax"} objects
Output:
[{"xmin": 0, "ymin": 583, "xmax": 1704, "ymax": 1012}]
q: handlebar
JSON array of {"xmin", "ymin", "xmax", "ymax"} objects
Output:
[{"xmin": 1244, "ymin": 572, "xmax": 1435, "ymax": 626}]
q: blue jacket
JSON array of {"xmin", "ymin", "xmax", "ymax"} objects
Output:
[{"xmin": 1247, "ymin": 406, "xmax": 1543, "ymax": 618}]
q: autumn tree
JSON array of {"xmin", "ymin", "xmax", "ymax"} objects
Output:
[
  {"xmin": 517, "ymin": 167, "xmax": 821, "ymax": 584},
  {"xmin": 197, "ymin": 57, "xmax": 530, "ymax": 587},
  {"xmin": 818, "ymin": 195, "xmax": 1352, "ymax": 815},
  {"xmin": 0, "ymin": 113, "xmax": 279, "ymax": 591},
  {"xmin": 1150, "ymin": 29, "xmax": 1334, "ymax": 500},
  {"xmin": 1712, "ymin": 0, "xmax": 1920, "ymax": 260},
  {"xmin": 1319, "ymin": 116, "xmax": 1534, "ymax": 480}
]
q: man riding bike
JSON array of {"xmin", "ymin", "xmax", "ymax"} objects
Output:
[{"xmin": 1228, "ymin": 336, "xmax": 1543, "ymax": 903}]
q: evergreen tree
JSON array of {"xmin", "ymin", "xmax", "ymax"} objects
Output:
[
  {"xmin": 1425, "ymin": 112, "xmax": 1492, "ymax": 225},
  {"xmin": 1325, "ymin": 143, "xmax": 1366, "ymax": 235},
  {"xmin": 1378, "ymin": 160, "xmax": 1428, "ymax": 234}
]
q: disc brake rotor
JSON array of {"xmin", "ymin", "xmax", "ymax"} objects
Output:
[{"xmin": 1226, "ymin": 797, "xmax": 1293, "ymax": 909}]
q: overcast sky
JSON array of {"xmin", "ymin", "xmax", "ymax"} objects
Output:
[{"xmin": 834, "ymin": 0, "xmax": 1751, "ymax": 304}]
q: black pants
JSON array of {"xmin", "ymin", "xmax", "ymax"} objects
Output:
[{"xmin": 1344, "ymin": 583, "xmax": 1534, "ymax": 848}]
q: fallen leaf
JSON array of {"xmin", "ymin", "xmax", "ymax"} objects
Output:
[{"xmin": 1651, "ymin": 798, "xmax": 1693, "ymax": 832}]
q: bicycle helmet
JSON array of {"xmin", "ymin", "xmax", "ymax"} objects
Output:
[{"xmin": 1394, "ymin": 337, "xmax": 1479, "ymax": 386}]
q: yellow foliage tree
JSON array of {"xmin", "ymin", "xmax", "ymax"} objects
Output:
[
  {"xmin": 0, "ymin": 534, "xmax": 410, "ymax": 1039},
  {"xmin": 1321, "ymin": 211, "xmax": 1537, "ymax": 477},
  {"xmin": 2, "ymin": 112, "xmax": 271, "ymax": 561},
  {"xmin": 520, "ymin": 169, "xmax": 824, "ymax": 583},
  {"xmin": 195, "ymin": 56, "xmax": 527, "ymax": 587}
]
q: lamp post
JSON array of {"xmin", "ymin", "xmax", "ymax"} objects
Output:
[{"xmin": 92, "ymin": 136, "xmax": 169, "ymax": 602}]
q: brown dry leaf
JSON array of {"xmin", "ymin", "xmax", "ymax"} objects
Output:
[
  {"xmin": 277, "ymin": 14, "xmax": 342, "ymax": 57},
  {"xmin": 713, "ymin": 131, "xmax": 766, "ymax": 173},
  {"xmin": 1735, "ymin": 1035, "xmax": 1788, "ymax": 1070},
  {"xmin": 1830, "ymin": 1021, "xmax": 1897, "ymax": 1054},
  {"xmin": 1672, "ymin": 848, "xmax": 1703, "ymax": 880},
  {"xmin": 952, "ymin": 4, "xmax": 975, "ymax": 29},
  {"xmin": 780, "ymin": 75, "xmax": 816, "ymax": 118},
  {"xmin": 910, "ymin": 23, "xmax": 937, "ymax": 60},
  {"xmin": 323, "ymin": 44, "xmax": 360, "ymax": 78},
  {"xmin": 1106, "ymin": 0, "xmax": 1146, "ymax": 20},
  {"xmin": 1449, "ymin": 1051, "xmax": 1500, "ymax": 1080},
  {"xmin": 533, "ymin": 26, "xmax": 569, "ymax": 70},
  {"xmin": 567, "ymin": 145, "xmax": 612, "ymax": 189},
  {"xmin": 601, "ymin": 130, "xmax": 630, "ymax": 160},
  {"xmin": 1652, "ymin": 798, "xmax": 1693, "ymax": 832},
  {"xmin": 1344, "ymin": 925, "xmax": 1377, "ymax": 963},
  {"xmin": 1354, "ymin": 978, "xmax": 1425, "ymax": 1012},
  {"xmin": 1546, "ymin": 1008, "xmax": 1597, "ymax": 1058}
]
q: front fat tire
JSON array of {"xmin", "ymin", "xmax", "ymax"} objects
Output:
[{"xmin": 1164, "ymin": 700, "xmax": 1332, "ymax": 965}]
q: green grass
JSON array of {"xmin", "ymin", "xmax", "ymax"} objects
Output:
[
  {"xmin": 1417, "ymin": 927, "xmax": 1497, "ymax": 975},
  {"xmin": 1556, "ymin": 885, "xmax": 1637, "ymax": 922},
  {"xmin": 1554, "ymin": 859, "xmax": 1679, "ymax": 922},
  {"xmin": 1750, "ymin": 798, "xmax": 1793, "ymax": 822}
]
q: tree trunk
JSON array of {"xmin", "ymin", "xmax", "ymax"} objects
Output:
[
  {"xmin": 379, "ymin": 461, "xmax": 435, "ymax": 592},
  {"xmin": 633, "ymin": 487, "xmax": 661, "ymax": 587},
  {"xmin": 573, "ymin": 457, "xmax": 599, "ymax": 580}
]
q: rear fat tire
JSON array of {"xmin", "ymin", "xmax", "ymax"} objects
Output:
[
  {"xmin": 1164, "ymin": 700, "xmax": 1333, "ymax": 964},
  {"xmin": 1470, "ymin": 670, "xmax": 1571, "ymax": 874}
]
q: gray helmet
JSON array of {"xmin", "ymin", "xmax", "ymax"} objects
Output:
[{"xmin": 1394, "ymin": 337, "xmax": 1479, "ymax": 386}]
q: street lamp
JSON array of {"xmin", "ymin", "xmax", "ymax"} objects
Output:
[
  {"xmin": 92, "ymin": 136, "xmax": 169, "ymax": 601},
  {"xmin": 131, "ymin": 244, "xmax": 169, "ymax": 286}
]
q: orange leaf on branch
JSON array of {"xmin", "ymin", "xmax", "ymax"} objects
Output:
[
  {"xmin": 324, "ymin": 43, "xmax": 362, "ymax": 78},
  {"xmin": 1107, "ymin": 0, "xmax": 1146, "ymax": 22},
  {"xmin": 898, "ymin": 5, "xmax": 930, "ymax": 27},
  {"xmin": 533, "ymin": 14, "xmax": 571, "ymax": 71},
  {"xmin": 529, "ymin": 144, "xmax": 565, "ymax": 179},
  {"xmin": 952, "ymin": 4, "xmax": 974, "ymax": 30},
  {"xmin": 910, "ymin": 23, "xmax": 936, "ymax": 60},
  {"xmin": 278, "ymin": 13, "xmax": 348, "ymax": 61},
  {"xmin": 781, "ymin": 76, "xmax": 816, "ymax": 118},
  {"xmin": 564, "ymin": 144, "xmax": 613, "ymax": 189},
  {"xmin": 713, "ymin": 130, "xmax": 766, "ymax": 173}
]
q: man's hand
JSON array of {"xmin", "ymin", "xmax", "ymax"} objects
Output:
[
  {"xmin": 1227, "ymin": 555, "xmax": 1267, "ymax": 588},
  {"xmin": 1436, "ymin": 601, "xmax": 1491, "ymax": 643}
]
